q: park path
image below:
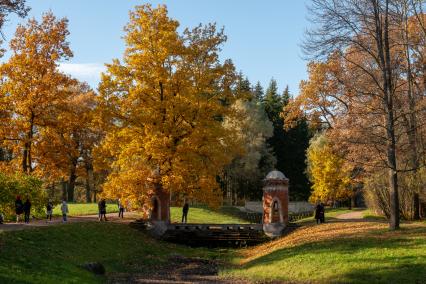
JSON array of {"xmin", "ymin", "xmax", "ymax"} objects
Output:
[
  {"xmin": 335, "ymin": 210, "xmax": 364, "ymax": 220},
  {"xmin": 0, "ymin": 212, "xmax": 141, "ymax": 232}
]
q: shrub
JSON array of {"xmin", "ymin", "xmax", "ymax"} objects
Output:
[
  {"xmin": 364, "ymin": 169, "xmax": 425, "ymax": 220},
  {"xmin": 0, "ymin": 173, "xmax": 46, "ymax": 219}
]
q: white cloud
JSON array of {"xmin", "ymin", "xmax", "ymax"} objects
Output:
[{"xmin": 58, "ymin": 63, "xmax": 106, "ymax": 88}]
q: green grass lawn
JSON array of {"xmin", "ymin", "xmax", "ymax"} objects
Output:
[
  {"xmin": 222, "ymin": 221, "xmax": 426, "ymax": 283},
  {"xmin": 0, "ymin": 222, "xmax": 216, "ymax": 284},
  {"xmin": 1, "ymin": 205, "xmax": 424, "ymax": 283},
  {"xmin": 170, "ymin": 206, "xmax": 249, "ymax": 224},
  {"xmin": 45, "ymin": 203, "xmax": 247, "ymax": 223},
  {"xmin": 50, "ymin": 203, "xmax": 119, "ymax": 217}
]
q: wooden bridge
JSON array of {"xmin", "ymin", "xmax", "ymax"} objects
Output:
[{"xmin": 130, "ymin": 221, "xmax": 299, "ymax": 247}]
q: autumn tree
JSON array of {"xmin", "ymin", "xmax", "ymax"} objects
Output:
[
  {"xmin": 306, "ymin": 133, "xmax": 353, "ymax": 204},
  {"xmin": 0, "ymin": 12, "xmax": 73, "ymax": 175},
  {"xmin": 37, "ymin": 82, "xmax": 102, "ymax": 202},
  {"xmin": 97, "ymin": 4, "xmax": 241, "ymax": 210},
  {"xmin": 289, "ymin": 0, "xmax": 426, "ymax": 228}
]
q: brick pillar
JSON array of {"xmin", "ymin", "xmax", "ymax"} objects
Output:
[{"xmin": 262, "ymin": 170, "xmax": 289, "ymax": 237}]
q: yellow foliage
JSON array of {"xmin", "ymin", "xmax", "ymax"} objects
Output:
[
  {"xmin": 97, "ymin": 4, "xmax": 241, "ymax": 210},
  {"xmin": 306, "ymin": 133, "xmax": 353, "ymax": 203},
  {"xmin": 0, "ymin": 12, "xmax": 73, "ymax": 174}
]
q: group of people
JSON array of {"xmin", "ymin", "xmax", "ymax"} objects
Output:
[
  {"xmin": 9, "ymin": 196, "xmax": 192, "ymax": 224},
  {"xmin": 98, "ymin": 198, "xmax": 126, "ymax": 221},
  {"xmin": 14, "ymin": 196, "xmax": 32, "ymax": 223},
  {"xmin": 14, "ymin": 196, "xmax": 69, "ymax": 224}
]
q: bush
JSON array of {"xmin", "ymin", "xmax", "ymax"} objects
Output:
[
  {"xmin": 364, "ymin": 169, "xmax": 425, "ymax": 220},
  {"xmin": 0, "ymin": 173, "xmax": 46, "ymax": 219}
]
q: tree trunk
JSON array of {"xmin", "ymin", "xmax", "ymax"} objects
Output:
[
  {"xmin": 68, "ymin": 167, "xmax": 77, "ymax": 202},
  {"xmin": 61, "ymin": 179, "xmax": 67, "ymax": 201},
  {"xmin": 373, "ymin": 0, "xmax": 400, "ymax": 230},
  {"xmin": 22, "ymin": 146, "xmax": 28, "ymax": 173},
  {"xmin": 85, "ymin": 161, "xmax": 94, "ymax": 203}
]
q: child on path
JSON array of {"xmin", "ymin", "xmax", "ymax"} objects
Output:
[
  {"xmin": 23, "ymin": 198, "xmax": 31, "ymax": 223},
  {"xmin": 46, "ymin": 200, "xmax": 54, "ymax": 221},
  {"xmin": 15, "ymin": 196, "xmax": 23, "ymax": 223},
  {"xmin": 61, "ymin": 200, "xmax": 69, "ymax": 222}
]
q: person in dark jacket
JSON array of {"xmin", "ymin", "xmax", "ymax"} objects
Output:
[
  {"xmin": 46, "ymin": 200, "xmax": 54, "ymax": 222},
  {"xmin": 182, "ymin": 201, "xmax": 189, "ymax": 223},
  {"xmin": 15, "ymin": 196, "xmax": 24, "ymax": 223},
  {"xmin": 315, "ymin": 203, "xmax": 324, "ymax": 224},
  {"xmin": 23, "ymin": 198, "xmax": 31, "ymax": 223},
  {"xmin": 99, "ymin": 199, "xmax": 107, "ymax": 221}
]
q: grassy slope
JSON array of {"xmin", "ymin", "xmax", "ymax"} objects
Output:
[
  {"xmin": 222, "ymin": 221, "xmax": 426, "ymax": 283},
  {"xmin": 0, "ymin": 222, "xmax": 215, "ymax": 284}
]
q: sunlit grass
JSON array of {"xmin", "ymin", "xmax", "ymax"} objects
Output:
[
  {"xmin": 221, "ymin": 221, "xmax": 426, "ymax": 283},
  {"xmin": 170, "ymin": 206, "xmax": 249, "ymax": 224},
  {"xmin": 51, "ymin": 202, "xmax": 119, "ymax": 217}
]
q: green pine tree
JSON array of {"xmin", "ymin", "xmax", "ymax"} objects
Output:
[
  {"xmin": 253, "ymin": 81, "xmax": 264, "ymax": 102},
  {"xmin": 263, "ymin": 79, "xmax": 312, "ymax": 200}
]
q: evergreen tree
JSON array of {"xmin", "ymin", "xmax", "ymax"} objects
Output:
[
  {"xmin": 282, "ymin": 85, "xmax": 290, "ymax": 105},
  {"xmin": 263, "ymin": 80, "xmax": 312, "ymax": 200},
  {"xmin": 263, "ymin": 79, "xmax": 282, "ymax": 123},
  {"xmin": 253, "ymin": 81, "xmax": 264, "ymax": 101}
]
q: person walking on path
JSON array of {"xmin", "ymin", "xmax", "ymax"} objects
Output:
[
  {"xmin": 99, "ymin": 199, "xmax": 107, "ymax": 221},
  {"xmin": 315, "ymin": 203, "xmax": 325, "ymax": 224},
  {"xmin": 61, "ymin": 200, "xmax": 69, "ymax": 222},
  {"xmin": 46, "ymin": 200, "xmax": 54, "ymax": 222},
  {"xmin": 15, "ymin": 196, "xmax": 24, "ymax": 223},
  {"xmin": 23, "ymin": 198, "xmax": 31, "ymax": 223},
  {"xmin": 118, "ymin": 199, "xmax": 124, "ymax": 218},
  {"xmin": 182, "ymin": 201, "xmax": 189, "ymax": 223}
]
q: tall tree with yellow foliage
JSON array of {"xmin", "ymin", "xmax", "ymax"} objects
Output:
[
  {"xmin": 0, "ymin": 12, "xmax": 73, "ymax": 174},
  {"xmin": 98, "ymin": 5, "xmax": 241, "ymax": 210},
  {"xmin": 306, "ymin": 133, "xmax": 353, "ymax": 204}
]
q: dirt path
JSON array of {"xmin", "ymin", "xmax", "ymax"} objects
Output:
[
  {"xmin": 335, "ymin": 210, "xmax": 364, "ymax": 220},
  {"xmin": 0, "ymin": 212, "xmax": 141, "ymax": 232}
]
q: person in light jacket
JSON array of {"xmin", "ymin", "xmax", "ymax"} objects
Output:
[
  {"xmin": 118, "ymin": 199, "xmax": 124, "ymax": 218},
  {"xmin": 61, "ymin": 200, "xmax": 69, "ymax": 222}
]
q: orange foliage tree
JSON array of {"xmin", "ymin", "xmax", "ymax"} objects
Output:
[{"xmin": 97, "ymin": 5, "xmax": 242, "ymax": 211}]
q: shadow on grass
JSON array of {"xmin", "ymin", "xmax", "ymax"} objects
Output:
[{"xmin": 340, "ymin": 263, "xmax": 426, "ymax": 283}]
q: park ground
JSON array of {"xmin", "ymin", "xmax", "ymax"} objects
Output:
[{"xmin": 0, "ymin": 205, "xmax": 425, "ymax": 283}]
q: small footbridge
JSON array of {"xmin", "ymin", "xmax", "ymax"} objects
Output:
[{"xmin": 132, "ymin": 170, "xmax": 299, "ymax": 247}]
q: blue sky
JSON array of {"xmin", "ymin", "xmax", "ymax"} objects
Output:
[{"xmin": 2, "ymin": 0, "xmax": 309, "ymax": 95}]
